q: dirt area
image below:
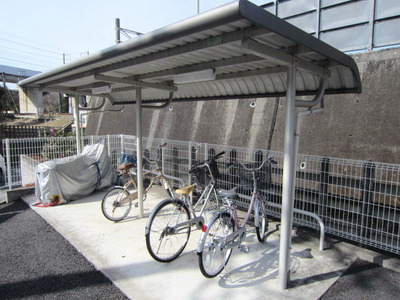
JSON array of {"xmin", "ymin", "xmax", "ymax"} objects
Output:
[{"xmin": 0, "ymin": 113, "xmax": 73, "ymax": 130}]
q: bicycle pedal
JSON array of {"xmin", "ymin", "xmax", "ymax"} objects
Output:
[
  {"xmin": 134, "ymin": 203, "xmax": 139, "ymax": 208},
  {"xmin": 239, "ymin": 245, "xmax": 250, "ymax": 254}
]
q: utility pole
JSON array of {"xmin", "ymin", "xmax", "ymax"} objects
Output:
[
  {"xmin": 115, "ymin": 18, "xmax": 143, "ymax": 44},
  {"xmin": 115, "ymin": 18, "xmax": 121, "ymax": 44}
]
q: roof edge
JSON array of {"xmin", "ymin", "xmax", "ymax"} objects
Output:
[{"xmin": 237, "ymin": 0, "xmax": 361, "ymax": 94}]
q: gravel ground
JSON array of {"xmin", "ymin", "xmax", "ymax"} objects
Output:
[
  {"xmin": 319, "ymin": 256, "xmax": 400, "ymax": 299},
  {"xmin": 0, "ymin": 200, "xmax": 129, "ymax": 300}
]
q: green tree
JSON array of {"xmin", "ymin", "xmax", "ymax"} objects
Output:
[{"xmin": 0, "ymin": 86, "xmax": 19, "ymax": 113}]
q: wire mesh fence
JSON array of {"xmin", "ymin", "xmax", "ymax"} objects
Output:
[{"xmin": 2, "ymin": 134, "xmax": 399, "ymax": 255}]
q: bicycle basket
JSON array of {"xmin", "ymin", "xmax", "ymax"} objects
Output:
[
  {"xmin": 119, "ymin": 154, "xmax": 137, "ymax": 166},
  {"xmin": 208, "ymin": 159, "xmax": 220, "ymax": 179},
  {"xmin": 192, "ymin": 166, "xmax": 209, "ymax": 186},
  {"xmin": 238, "ymin": 163, "xmax": 272, "ymax": 191}
]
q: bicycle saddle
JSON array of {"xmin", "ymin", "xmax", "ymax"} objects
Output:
[
  {"xmin": 219, "ymin": 188, "xmax": 238, "ymax": 198},
  {"xmin": 118, "ymin": 162, "xmax": 135, "ymax": 171},
  {"xmin": 175, "ymin": 185, "xmax": 195, "ymax": 195}
]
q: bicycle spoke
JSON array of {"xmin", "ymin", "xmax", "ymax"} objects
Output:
[
  {"xmin": 146, "ymin": 200, "xmax": 191, "ymax": 262},
  {"xmin": 101, "ymin": 188, "xmax": 132, "ymax": 221},
  {"xmin": 199, "ymin": 213, "xmax": 233, "ymax": 278}
]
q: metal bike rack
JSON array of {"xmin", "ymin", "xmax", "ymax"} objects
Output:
[{"xmin": 239, "ymin": 193, "xmax": 325, "ymax": 251}]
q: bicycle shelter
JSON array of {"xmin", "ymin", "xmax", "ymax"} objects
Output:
[{"xmin": 18, "ymin": 0, "xmax": 361, "ymax": 290}]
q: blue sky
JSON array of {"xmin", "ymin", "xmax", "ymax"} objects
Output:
[{"xmin": 1, "ymin": 0, "xmax": 267, "ymax": 74}]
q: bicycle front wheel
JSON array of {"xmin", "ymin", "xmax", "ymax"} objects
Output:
[
  {"xmin": 198, "ymin": 212, "xmax": 234, "ymax": 278},
  {"xmin": 255, "ymin": 198, "xmax": 268, "ymax": 243},
  {"xmin": 145, "ymin": 199, "xmax": 191, "ymax": 263},
  {"xmin": 101, "ymin": 187, "xmax": 132, "ymax": 221}
]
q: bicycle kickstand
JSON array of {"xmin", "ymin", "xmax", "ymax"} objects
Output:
[
  {"xmin": 238, "ymin": 244, "xmax": 250, "ymax": 254},
  {"xmin": 238, "ymin": 232, "xmax": 250, "ymax": 253}
]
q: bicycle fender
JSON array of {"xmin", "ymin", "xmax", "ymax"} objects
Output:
[
  {"xmin": 254, "ymin": 200, "xmax": 260, "ymax": 227},
  {"xmin": 196, "ymin": 211, "xmax": 226, "ymax": 254}
]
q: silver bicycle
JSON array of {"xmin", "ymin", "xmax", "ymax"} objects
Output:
[{"xmin": 145, "ymin": 151, "xmax": 226, "ymax": 263}]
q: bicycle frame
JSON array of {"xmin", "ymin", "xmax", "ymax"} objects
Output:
[
  {"xmin": 119, "ymin": 159, "xmax": 174, "ymax": 205},
  {"xmin": 165, "ymin": 152, "xmax": 226, "ymax": 234},
  {"xmin": 171, "ymin": 181, "xmax": 219, "ymax": 233},
  {"xmin": 217, "ymin": 191, "xmax": 261, "ymax": 251},
  {"xmin": 198, "ymin": 158, "xmax": 272, "ymax": 252}
]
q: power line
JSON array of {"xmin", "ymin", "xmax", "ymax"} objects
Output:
[
  {"xmin": 1, "ymin": 45, "xmax": 62, "ymax": 62},
  {"xmin": 0, "ymin": 30, "xmax": 81, "ymax": 56},
  {"xmin": 0, "ymin": 21, "xmax": 84, "ymax": 53},
  {"xmin": 0, "ymin": 37, "xmax": 63, "ymax": 56},
  {"xmin": 0, "ymin": 57, "xmax": 54, "ymax": 69}
]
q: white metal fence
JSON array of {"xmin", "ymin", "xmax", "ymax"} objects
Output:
[{"xmin": 2, "ymin": 134, "xmax": 400, "ymax": 255}]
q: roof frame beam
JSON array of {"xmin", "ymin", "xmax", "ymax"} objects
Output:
[
  {"xmin": 241, "ymin": 38, "xmax": 329, "ymax": 77},
  {"xmin": 215, "ymin": 65, "xmax": 287, "ymax": 80},
  {"xmin": 137, "ymin": 54, "xmax": 264, "ymax": 80},
  {"xmin": 38, "ymin": 26, "xmax": 273, "ymax": 89},
  {"xmin": 93, "ymin": 74, "xmax": 177, "ymax": 92}
]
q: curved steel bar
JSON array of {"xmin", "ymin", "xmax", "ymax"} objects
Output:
[
  {"xmin": 295, "ymin": 77, "xmax": 326, "ymax": 108},
  {"xmin": 141, "ymin": 91, "xmax": 174, "ymax": 109}
]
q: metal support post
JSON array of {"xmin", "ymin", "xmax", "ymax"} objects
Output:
[
  {"xmin": 136, "ymin": 88, "xmax": 144, "ymax": 218},
  {"xmin": 73, "ymin": 96, "xmax": 82, "ymax": 154},
  {"xmin": 279, "ymin": 64, "xmax": 297, "ymax": 290},
  {"xmin": 188, "ymin": 141, "xmax": 193, "ymax": 185},
  {"xmin": 6, "ymin": 139, "xmax": 12, "ymax": 190},
  {"xmin": 188, "ymin": 141, "xmax": 193, "ymax": 203},
  {"xmin": 120, "ymin": 134, "xmax": 125, "ymax": 155},
  {"xmin": 161, "ymin": 139, "xmax": 165, "ymax": 173},
  {"xmin": 107, "ymin": 134, "xmax": 111, "ymax": 157}
]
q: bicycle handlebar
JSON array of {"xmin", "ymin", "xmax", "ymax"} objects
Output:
[
  {"xmin": 142, "ymin": 156, "xmax": 157, "ymax": 165},
  {"xmin": 227, "ymin": 157, "xmax": 277, "ymax": 172},
  {"xmin": 141, "ymin": 144, "xmax": 167, "ymax": 166},
  {"xmin": 188, "ymin": 151, "xmax": 225, "ymax": 174}
]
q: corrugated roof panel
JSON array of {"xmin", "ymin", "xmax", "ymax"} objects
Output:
[{"xmin": 19, "ymin": 0, "xmax": 361, "ymax": 102}]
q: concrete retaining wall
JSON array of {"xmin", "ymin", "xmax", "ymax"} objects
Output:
[{"xmin": 85, "ymin": 48, "xmax": 400, "ymax": 164}]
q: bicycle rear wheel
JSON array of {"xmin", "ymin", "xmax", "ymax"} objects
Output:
[
  {"xmin": 255, "ymin": 198, "xmax": 268, "ymax": 243},
  {"xmin": 198, "ymin": 212, "xmax": 234, "ymax": 278},
  {"xmin": 145, "ymin": 198, "xmax": 191, "ymax": 262},
  {"xmin": 101, "ymin": 187, "xmax": 132, "ymax": 221}
]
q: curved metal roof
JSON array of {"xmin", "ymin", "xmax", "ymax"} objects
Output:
[{"xmin": 18, "ymin": 0, "xmax": 361, "ymax": 104}]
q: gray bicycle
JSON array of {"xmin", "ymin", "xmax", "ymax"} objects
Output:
[{"xmin": 197, "ymin": 157, "xmax": 276, "ymax": 278}]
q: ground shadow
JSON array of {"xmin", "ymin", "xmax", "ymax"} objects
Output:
[
  {"xmin": 218, "ymin": 247, "xmax": 280, "ymax": 288},
  {"xmin": 0, "ymin": 201, "xmax": 28, "ymax": 224},
  {"xmin": 0, "ymin": 270, "xmax": 128, "ymax": 299}
]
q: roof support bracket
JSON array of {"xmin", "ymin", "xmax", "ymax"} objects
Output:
[
  {"xmin": 142, "ymin": 91, "xmax": 174, "ymax": 109},
  {"xmin": 295, "ymin": 77, "xmax": 326, "ymax": 108}
]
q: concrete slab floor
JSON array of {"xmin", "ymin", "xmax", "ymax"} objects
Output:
[{"xmin": 22, "ymin": 186, "xmax": 396, "ymax": 300}]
